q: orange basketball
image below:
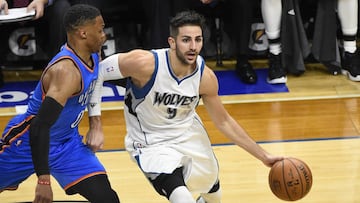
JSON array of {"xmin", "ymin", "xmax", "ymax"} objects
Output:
[{"xmin": 268, "ymin": 157, "xmax": 313, "ymax": 201}]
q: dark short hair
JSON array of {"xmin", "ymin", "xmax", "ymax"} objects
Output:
[
  {"xmin": 63, "ymin": 4, "xmax": 101, "ymax": 33},
  {"xmin": 169, "ymin": 10, "xmax": 206, "ymax": 37}
]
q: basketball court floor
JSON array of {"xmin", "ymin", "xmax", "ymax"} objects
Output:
[{"xmin": 1, "ymin": 60, "xmax": 360, "ymax": 202}]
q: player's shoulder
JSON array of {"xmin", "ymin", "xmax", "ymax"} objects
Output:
[
  {"xmin": 46, "ymin": 58, "xmax": 80, "ymax": 78},
  {"xmin": 120, "ymin": 49, "xmax": 153, "ymax": 65},
  {"xmin": 200, "ymin": 65, "xmax": 218, "ymax": 87},
  {"xmin": 54, "ymin": 57, "xmax": 77, "ymax": 69},
  {"xmin": 202, "ymin": 65, "xmax": 216, "ymax": 78},
  {"xmin": 128, "ymin": 49, "xmax": 153, "ymax": 58}
]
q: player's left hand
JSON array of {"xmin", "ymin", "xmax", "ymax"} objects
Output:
[{"xmin": 86, "ymin": 128, "xmax": 104, "ymax": 152}]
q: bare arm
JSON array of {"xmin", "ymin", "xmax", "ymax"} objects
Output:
[
  {"xmin": 199, "ymin": 66, "xmax": 283, "ymax": 167},
  {"xmin": 30, "ymin": 59, "xmax": 82, "ymax": 203},
  {"xmin": 43, "ymin": 60, "xmax": 82, "ymax": 105},
  {"xmin": 118, "ymin": 49, "xmax": 155, "ymax": 86}
]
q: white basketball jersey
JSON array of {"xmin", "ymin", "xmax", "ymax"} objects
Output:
[{"xmin": 124, "ymin": 48, "xmax": 205, "ymax": 148}]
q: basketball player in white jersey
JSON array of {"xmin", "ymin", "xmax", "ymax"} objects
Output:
[
  {"xmin": 87, "ymin": 10, "xmax": 283, "ymax": 203},
  {"xmin": 261, "ymin": 0, "xmax": 359, "ymax": 81}
]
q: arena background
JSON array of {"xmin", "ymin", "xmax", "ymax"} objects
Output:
[{"xmin": 1, "ymin": 0, "xmax": 359, "ymax": 71}]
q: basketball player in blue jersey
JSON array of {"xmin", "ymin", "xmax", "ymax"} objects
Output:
[
  {"xmin": 87, "ymin": 10, "xmax": 283, "ymax": 203},
  {"xmin": 0, "ymin": 4, "xmax": 120, "ymax": 203}
]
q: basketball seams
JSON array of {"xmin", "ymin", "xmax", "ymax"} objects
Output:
[
  {"xmin": 288, "ymin": 158, "xmax": 304, "ymax": 200},
  {"xmin": 269, "ymin": 161, "xmax": 279, "ymax": 196},
  {"xmin": 268, "ymin": 164, "xmax": 274, "ymax": 193},
  {"xmin": 282, "ymin": 159, "xmax": 292, "ymax": 201},
  {"xmin": 297, "ymin": 158, "xmax": 312, "ymax": 196}
]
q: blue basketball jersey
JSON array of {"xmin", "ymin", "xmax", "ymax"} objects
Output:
[
  {"xmin": 0, "ymin": 44, "xmax": 106, "ymax": 191},
  {"xmin": 29, "ymin": 44, "xmax": 99, "ymax": 143}
]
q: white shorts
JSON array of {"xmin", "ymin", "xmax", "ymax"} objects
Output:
[{"xmin": 125, "ymin": 118, "xmax": 219, "ymax": 194}]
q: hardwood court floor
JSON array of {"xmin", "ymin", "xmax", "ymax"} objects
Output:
[
  {"xmin": 3, "ymin": 139, "xmax": 360, "ymax": 203},
  {"xmin": 1, "ymin": 60, "xmax": 360, "ymax": 202}
]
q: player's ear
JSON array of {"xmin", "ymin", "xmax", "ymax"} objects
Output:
[
  {"xmin": 79, "ymin": 29, "xmax": 87, "ymax": 39},
  {"xmin": 168, "ymin": 37, "xmax": 175, "ymax": 49}
]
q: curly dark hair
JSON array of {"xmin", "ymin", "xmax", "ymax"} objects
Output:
[{"xmin": 63, "ymin": 4, "xmax": 101, "ymax": 33}]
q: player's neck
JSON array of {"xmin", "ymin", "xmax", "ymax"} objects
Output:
[
  {"xmin": 168, "ymin": 50, "xmax": 196, "ymax": 79},
  {"xmin": 66, "ymin": 42, "xmax": 93, "ymax": 67}
]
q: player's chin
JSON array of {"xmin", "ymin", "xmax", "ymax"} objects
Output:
[
  {"xmin": 186, "ymin": 54, "xmax": 197, "ymax": 63},
  {"xmin": 94, "ymin": 47, "xmax": 102, "ymax": 54},
  {"xmin": 95, "ymin": 43, "xmax": 105, "ymax": 53}
]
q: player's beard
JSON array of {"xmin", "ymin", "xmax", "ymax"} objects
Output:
[{"xmin": 175, "ymin": 47, "xmax": 198, "ymax": 66}]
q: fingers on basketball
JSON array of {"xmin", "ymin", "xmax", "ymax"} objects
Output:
[{"xmin": 268, "ymin": 157, "xmax": 313, "ymax": 201}]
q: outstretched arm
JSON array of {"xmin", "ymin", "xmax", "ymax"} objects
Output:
[{"xmin": 200, "ymin": 66, "xmax": 283, "ymax": 167}]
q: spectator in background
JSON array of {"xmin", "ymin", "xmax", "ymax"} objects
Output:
[
  {"xmin": 140, "ymin": 0, "xmax": 171, "ymax": 49},
  {"xmin": 260, "ymin": 0, "xmax": 288, "ymax": 84},
  {"xmin": 141, "ymin": 0, "xmax": 257, "ymax": 84},
  {"xmin": 0, "ymin": 0, "xmax": 9, "ymax": 87},
  {"xmin": 261, "ymin": 0, "xmax": 359, "ymax": 83},
  {"xmin": 0, "ymin": 0, "xmax": 101, "ymax": 87},
  {"xmin": 336, "ymin": 0, "xmax": 359, "ymax": 81},
  {"xmin": 37, "ymin": 0, "xmax": 101, "ymax": 57},
  {"xmin": 312, "ymin": 0, "xmax": 359, "ymax": 81},
  {"xmin": 201, "ymin": 0, "xmax": 257, "ymax": 84},
  {"xmin": 0, "ymin": 0, "xmax": 101, "ymax": 58},
  {"xmin": 140, "ymin": 0, "xmax": 194, "ymax": 49}
]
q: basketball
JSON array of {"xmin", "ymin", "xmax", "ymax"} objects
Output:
[{"xmin": 268, "ymin": 157, "xmax": 313, "ymax": 201}]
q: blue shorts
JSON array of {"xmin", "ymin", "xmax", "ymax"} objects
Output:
[{"xmin": 0, "ymin": 115, "xmax": 106, "ymax": 191}]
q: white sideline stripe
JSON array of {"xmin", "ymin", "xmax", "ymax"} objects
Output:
[
  {"xmin": 1, "ymin": 93, "xmax": 359, "ymax": 116},
  {"xmin": 98, "ymin": 93, "xmax": 360, "ymax": 111}
]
